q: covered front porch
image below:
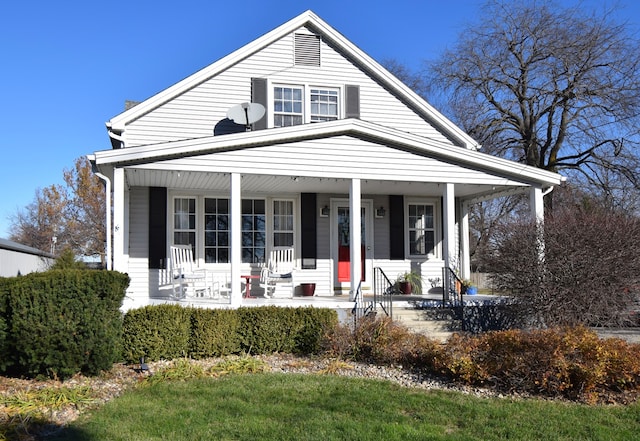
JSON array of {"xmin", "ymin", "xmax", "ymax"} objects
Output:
[{"xmin": 92, "ymin": 120, "xmax": 563, "ymax": 312}]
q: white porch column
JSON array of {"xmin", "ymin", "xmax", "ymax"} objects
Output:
[
  {"xmin": 460, "ymin": 201, "xmax": 471, "ymax": 280},
  {"xmin": 112, "ymin": 167, "xmax": 126, "ymax": 273},
  {"xmin": 230, "ymin": 173, "xmax": 242, "ymax": 307},
  {"xmin": 530, "ymin": 186, "xmax": 544, "ymax": 223},
  {"xmin": 442, "ymin": 183, "xmax": 456, "ymax": 271},
  {"xmin": 349, "ymin": 178, "xmax": 362, "ymax": 301}
]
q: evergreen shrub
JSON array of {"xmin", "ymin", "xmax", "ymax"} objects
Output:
[
  {"xmin": 1, "ymin": 270, "xmax": 128, "ymax": 379},
  {"xmin": 122, "ymin": 304, "xmax": 191, "ymax": 363},
  {"xmin": 189, "ymin": 308, "xmax": 241, "ymax": 358},
  {"xmin": 121, "ymin": 305, "xmax": 338, "ymax": 362}
]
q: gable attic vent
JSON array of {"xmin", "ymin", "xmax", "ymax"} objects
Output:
[{"xmin": 295, "ymin": 33, "xmax": 321, "ymax": 66}]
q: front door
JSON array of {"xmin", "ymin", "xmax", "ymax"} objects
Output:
[{"xmin": 331, "ymin": 199, "xmax": 373, "ymax": 293}]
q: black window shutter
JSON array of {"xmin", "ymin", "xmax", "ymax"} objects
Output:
[
  {"xmin": 389, "ymin": 195, "xmax": 404, "ymax": 260},
  {"xmin": 251, "ymin": 77, "xmax": 268, "ymax": 130},
  {"xmin": 345, "ymin": 85, "xmax": 360, "ymax": 119},
  {"xmin": 149, "ymin": 187, "xmax": 167, "ymax": 269},
  {"xmin": 300, "ymin": 193, "xmax": 317, "ymax": 269}
]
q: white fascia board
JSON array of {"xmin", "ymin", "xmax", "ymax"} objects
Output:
[{"xmin": 94, "ymin": 119, "xmax": 564, "ymax": 187}]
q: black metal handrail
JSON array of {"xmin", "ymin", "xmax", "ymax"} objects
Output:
[
  {"xmin": 443, "ymin": 266, "xmax": 464, "ymax": 307},
  {"xmin": 373, "ymin": 267, "xmax": 395, "ymax": 319}
]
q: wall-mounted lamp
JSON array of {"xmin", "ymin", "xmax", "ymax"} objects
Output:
[
  {"xmin": 320, "ymin": 205, "xmax": 330, "ymax": 217},
  {"xmin": 375, "ymin": 206, "xmax": 386, "ymax": 218}
]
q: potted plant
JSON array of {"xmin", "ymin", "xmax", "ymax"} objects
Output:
[
  {"xmin": 458, "ymin": 279, "xmax": 475, "ymax": 295},
  {"xmin": 395, "ymin": 271, "xmax": 422, "ymax": 295}
]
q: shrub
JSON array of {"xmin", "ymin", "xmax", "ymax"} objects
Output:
[
  {"xmin": 435, "ymin": 326, "xmax": 640, "ymax": 403},
  {"xmin": 322, "ymin": 316, "xmax": 441, "ymax": 366},
  {"xmin": 122, "ymin": 304, "xmax": 191, "ymax": 363},
  {"xmin": 486, "ymin": 206, "xmax": 640, "ymax": 327},
  {"xmin": 189, "ymin": 308, "xmax": 242, "ymax": 358},
  {"xmin": 237, "ymin": 306, "xmax": 302, "ymax": 354},
  {"xmin": 2, "ymin": 270, "xmax": 128, "ymax": 379},
  {"xmin": 122, "ymin": 306, "xmax": 338, "ymax": 362}
]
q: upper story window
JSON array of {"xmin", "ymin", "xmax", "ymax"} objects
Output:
[
  {"xmin": 273, "ymin": 85, "xmax": 340, "ymax": 127},
  {"xmin": 310, "ymin": 89, "xmax": 338, "ymax": 122},
  {"xmin": 274, "ymin": 87, "xmax": 303, "ymax": 127}
]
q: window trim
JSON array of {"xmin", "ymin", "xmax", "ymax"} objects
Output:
[
  {"xmin": 405, "ymin": 198, "xmax": 441, "ymax": 259},
  {"xmin": 270, "ymin": 82, "xmax": 342, "ymax": 128},
  {"xmin": 168, "ymin": 192, "xmax": 298, "ymax": 267}
]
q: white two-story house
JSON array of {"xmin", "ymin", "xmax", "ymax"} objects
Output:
[{"xmin": 89, "ymin": 10, "xmax": 564, "ymax": 309}]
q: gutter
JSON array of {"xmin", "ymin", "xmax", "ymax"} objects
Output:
[{"xmin": 89, "ymin": 156, "xmax": 112, "ymax": 270}]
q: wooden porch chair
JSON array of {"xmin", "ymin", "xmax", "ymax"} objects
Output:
[
  {"xmin": 210, "ymin": 271, "xmax": 232, "ymax": 300},
  {"xmin": 170, "ymin": 245, "xmax": 209, "ymax": 298},
  {"xmin": 260, "ymin": 247, "xmax": 296, "ymax": 298}
]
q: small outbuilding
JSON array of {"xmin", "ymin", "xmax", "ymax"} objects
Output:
[{"xmin": 0, "ymin": 239, "xmax": 54, "ymax": 277}]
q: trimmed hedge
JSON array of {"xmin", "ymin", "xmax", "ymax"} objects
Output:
[
  {"xmin": 121, "ymin": 305, "xmax": 338, "ymax": 364},
  {"xmin": 0, "ymin": 270, "xmax": 129, "ymax": 379},
  {"xmin": 122, "ymin": 304, "xmax": 192, "ymax": 363}
]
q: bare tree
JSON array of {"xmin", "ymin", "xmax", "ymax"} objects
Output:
[
  {"xmin": 429, "ymin": 0, "xmax": 640, "ymax": 208},
  {"xmin": 62, "ymin": 157, "xmax": 107, "ymax": 263},
  {"xmin": 487, "ymin": 204, "xmax": 640, "ymax": 327},
  {"xmin": 9, "ymin": 157, "xmax": 106, "ymax": 263},
  {"xmin": 10, "ymin": 185, "xmax": 67, "ymax": 254}
]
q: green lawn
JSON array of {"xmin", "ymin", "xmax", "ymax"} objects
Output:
[{"xmin": 50, "ymin": 373, "xmax": 640, "ymax": 441}]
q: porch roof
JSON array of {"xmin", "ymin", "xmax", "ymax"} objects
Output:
[{"xmin": 91, "ymin": 119, "xmax": 564, "ymax": 201}]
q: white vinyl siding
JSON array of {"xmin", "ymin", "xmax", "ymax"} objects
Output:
[
  {"xmin": 145, "ymin": 136, "xmax": 527, "ymax": 187},
  {"xmin": 121, "ymin": 27, "xmax": 453, "ymax": 147},
  {"xmin": 127, "ymin": 187, "xmax": 151, "ymax": 299}
]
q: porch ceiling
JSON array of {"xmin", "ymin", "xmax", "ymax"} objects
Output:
[{"xmin": 124, "ymin": 168, "xmax": 520, "ymax": 199}]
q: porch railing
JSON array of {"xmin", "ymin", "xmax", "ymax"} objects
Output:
[
  {"xmin": 351, "ymin": 268, "xmax": 396, "ymax": 326},
  {"xmin": 443, "ymin": 266, "xmax": 464, "ymax": 307},
  {"xmin": 372, "ymin": 267, "xmax": 394, "ymax": 319}
]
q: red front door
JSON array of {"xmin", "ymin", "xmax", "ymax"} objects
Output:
[{"xmin": 337, "ymin": 206, "xmax": 365, "ymax": 282}]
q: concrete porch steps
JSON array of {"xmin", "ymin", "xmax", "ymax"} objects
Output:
[{"xmin": 391, "ymin": 307, "xmax": 458, "ymax": 342}]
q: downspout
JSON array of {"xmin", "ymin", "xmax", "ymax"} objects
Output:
[
  {"xmin": 90, "ymin": 158, "xmax": 112, "ymax": 270},
  {"xmin": 542, "ymin": 186, "xmax": 554, "ymax": 197},
  {"xmin": 106, "ymin": 124, "xmax": 125, "ymax": 149}
]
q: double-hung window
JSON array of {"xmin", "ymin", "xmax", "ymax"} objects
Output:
[
  {"xmin": 204, "ymin": 198, "xmax": 229, "ymax": 263},
  {"xmin": 173, "ymin": 196, "xmax": 293, "ymax": 265},
  {"xmin": 274, "ymin": 86, "xmax": 303, "ymax": 127},
  {"xmin": 173, "ymin": 197, "xmax": 196, "ymax": 252},
  {"xmin": 408, "ymin": 203, "xmax": 436, "ymax": 257},
  {"xmin": 273, "ymin": 200, "xmax": 294, "ymax": 247},
  {"xmin": 273, "ymin": 85, "xmax": 340, "ymax": 127},
  {"xmin": 241, "ymin": 199, "xmax": 266, "ymax": 263},
  {"xmin": 310, "ymin": 89, "xmax": 338, "ymax": 122}
]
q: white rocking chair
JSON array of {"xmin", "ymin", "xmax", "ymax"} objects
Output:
[
  {"xmin": 170, "ymin": 245, "xmax": 209, "ymax": 299},
  {"xmin": 260, "ymin": 247, "xmax": 296, "ymax": 298}
]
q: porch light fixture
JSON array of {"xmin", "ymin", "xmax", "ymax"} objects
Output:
[
  {"xmin": 375, "ymin": 206, "xmax": 386, "ymax": 218},
  {"xmin": 320, "ymin": 205, "xmax": 330, "ymax": 217}
]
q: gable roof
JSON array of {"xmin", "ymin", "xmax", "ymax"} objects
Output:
[
  {"xmin": 94, "ymin": 118, "xmax": 563, "ymax": 188},
  {"xmin": 106, "ymin": 10, "xmax": 480, "ymax": 150}
]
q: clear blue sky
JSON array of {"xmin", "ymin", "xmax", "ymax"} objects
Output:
[{"xmin": 0, "ymin": 0, "xmax": 637, "ymax": 239}]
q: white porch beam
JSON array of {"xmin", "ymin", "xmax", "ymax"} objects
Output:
[
  {"xmin": 112, "ymin": 167, "xmax": 126, "ymax": 272},
  {"xmin": 460, "ymin": 201, "xmax": 471, "ymax": 280},
  {"xmin": 443, "ymin": 183, "xmax": 456, "ymax": 272},
  {"xmin": 349, "ymin": 178, "xmax": 362, "ymax": 301},
  {"xmin": 230, "ymin": 173, "xmax": 242, "ymax": 307}
]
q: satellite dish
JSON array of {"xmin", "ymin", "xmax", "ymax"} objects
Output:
[{"xmin": 226, "ymin": 102, "xmax": 265, "ymax": 131}]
